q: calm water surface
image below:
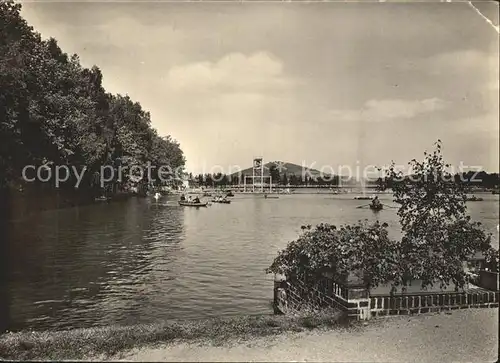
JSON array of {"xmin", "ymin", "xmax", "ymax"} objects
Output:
[{"xmin": 3, "ymin": 193, "xmax": 499, "ymax": 332}]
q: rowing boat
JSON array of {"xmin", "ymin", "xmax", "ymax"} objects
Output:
[
  {"xmin": 465, "ymin": 196, "xmax": 484, "ymax": 202},
  {"xmin": 95, "ymin": 196, "xmax": 110, "ymax": 202},
  {"xmin": 212, "ymin": 199, "xmax": 231, "ymax": 204},
  {"xmin": 178, "ymin": 201, "xmax": 208, "ymax": 207},
  {"xmin": 369, "ymin": 204, "xmax": 383, "ymax": 211}
]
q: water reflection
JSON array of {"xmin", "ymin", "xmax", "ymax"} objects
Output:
[
  {"xmin": 6, "ymin": 197, "xmax": 185, "ymax": 331},
  {"xmin": 3, "ymin": 193, "xmax": 499, "ymax": 331}
]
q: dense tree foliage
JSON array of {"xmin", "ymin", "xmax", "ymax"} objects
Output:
[
  {"xmin": 0, "ymin": 1, "xmax": 185, "ymax": 192},
  {"xmin": 267, "ymin": 141, "xmax": 497, "ymax": 292},
  {"xmin": 457, "ymin": 171, "xmax": 499, "ymax": 189},
  {"xmin": 192, "ymin": 172, "xmax": 339, "ymax": 188},
  {"xmin": 269, "ymin": 164, "xmax": 280, "ymax": 184},
  {"xmin": 380, "ymin": 140, "xmax": 494, "ymax": 289},
  {"xmin": 376, "ymin": 171, "xmax": 499, "ymax": 191},
  {"xmin": 266, "ymin": 221, "xmax": 399, "ymax": 288}
]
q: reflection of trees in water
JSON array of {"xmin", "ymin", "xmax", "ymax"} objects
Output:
[
  {"xmin": 93, "ymin": 198, "xmax": 185, "ymax": 327},
  {"xmin": 5, "ymin": 197, "xmax": 185, "ymax": 331},
  {"xmin": 0, "ymin": 191, "xmax": 11, "ymax": 333},
  {"xmin": 5, "ymin": 194, "xmax": 498, "ymax": 330},
  {"xmin": 6, "ymin": 205, "xmax": 86, "ymax": 331}
]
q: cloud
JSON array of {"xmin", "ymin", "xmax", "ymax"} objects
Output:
[
  {"xmin": 403, "ymin": 49, "xmax": 498, "ymax": 75},
  {"xmin": 327, "ymin": 97, "xmax": 448, "ymax": 123},
  {"xmin": 426, "ymin": 50, "xmax": 490, "ymax": 72},
  {"xmin": 155, "ymin": 52, "xmax": 298, "ymax": 171},
  {"xmin": 440, "ymin": 112, "xmax": 499, "ymax": 172},
  {"xmin": 159, "ymin": 51, "xmax": 295, "ymax": 126},
  {"xmin": 453, "ymin": 111, "xmax": 499, "ymax": 134},
  {"xmin": 164, "ymin": 52, "xmax": 290, "ymax": 93}
]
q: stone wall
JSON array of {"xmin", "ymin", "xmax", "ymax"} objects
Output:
[{"xmin": 274, "ymin": 273, "xmax": 500, "ymax": 321}]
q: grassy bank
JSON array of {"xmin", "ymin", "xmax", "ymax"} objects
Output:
[{"xmin": 0, "ymin": 311, "xmax": 348, "ymax": 361}]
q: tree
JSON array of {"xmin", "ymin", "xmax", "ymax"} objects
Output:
[
  {"xmin": 0, "ymin": 1, "xmax": 185, "ymax": 192},
  {"xmin": 378, "ymin": 140, "xmax": 494, "ymax": 290},
  {"xmin": 269, "ymin": 164, "xmax": 280, "ymax": 185},
  {"xmin": 205, "ymin": 174, "xmax": 213, "ymax": 187},
  {"xmin": 213, "ymin": 172, "xmax": 222, "ymax": 187},
  {"xmin": 267, "ymin": 140, "xmax": 496, "ymax": 293},
  {"xmin": 281, "ymin": 172, "xmax": 288, "ymax": 186}
]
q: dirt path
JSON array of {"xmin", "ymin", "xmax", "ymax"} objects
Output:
[{"xmin": 117, "ymin": 309, "xmax": 498, "ymax": 362}]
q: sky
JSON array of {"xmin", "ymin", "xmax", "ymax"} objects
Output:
[{"xmin": 19, "ymin": 0, "xmax": 499, "ymax": 175}]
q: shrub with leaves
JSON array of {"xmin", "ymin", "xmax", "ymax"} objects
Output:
[
  {"xmin": 268, "ymin": 140, "xmax": 496, "ymax": 294},
  {"xmin": 378, "ymin": 140, "xmax": 494, "ymax": 290},
  {"xmin": 266, "ymin": 220, "xmax": 399, "ymax": 290},
  {"xmin": 484, "ymin": 247, "xmax": 499, "ymax": 272}
]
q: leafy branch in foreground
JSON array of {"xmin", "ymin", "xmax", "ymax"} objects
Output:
[
  {"xmin": 266, "ymin": 221, "xmax": 399, "ymax": 290},
  {"xmin": 380, "ymin": 140, "xmax": 494, "ymax": 290},
  {"xmin": 268, "ymin": 141, "xmax": 497, "ymax": 292},
  {"xmin": 0, "ymin": 0, "xmax": 186, "ymax": 190}
]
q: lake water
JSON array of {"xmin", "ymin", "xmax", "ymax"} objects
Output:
[{"xmin": 2, "ymin": 192, "xmax": 499, "ymax": 332}]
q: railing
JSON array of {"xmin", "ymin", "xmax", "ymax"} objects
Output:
[{"xmin": 276, "ymin": 278, "xmax": 344, "ymax": 315}]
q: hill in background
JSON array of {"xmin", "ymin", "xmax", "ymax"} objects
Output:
[
  {"xmin": 229, "ymin": 161, "xmax": 333, "ymax": 179},
  {"xmin": 227, "ymin": 161, "xmax": 381, "ymax": 185}
]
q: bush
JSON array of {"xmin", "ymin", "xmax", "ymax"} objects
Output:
[
  {"xmin": 266, "ymin": 220, "xmax": 399, "ymax": 290},
  {"xmin": 268, "ymin": 141, "xmax": 496, "ymax": 292},
  {"xmin": 484, "ymin": 247, "xmax": 499, "ymax": 272}
]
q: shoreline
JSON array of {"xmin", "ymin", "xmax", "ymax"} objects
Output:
[
  {"xmin": 1, "ymin": 309, "xmax": 496, "ymax": 362},
  {"xmin": 118, "ymin": 308, "xmax": 498, "ymax": 362},
  {"xmin": 0, "ymin": 311, "xmax": 346, "ymax": 361}
]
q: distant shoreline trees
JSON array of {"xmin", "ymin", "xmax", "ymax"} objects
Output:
[
  {"xmin": 190, "ymin": 172, "xmax": 342, "ymax": 188},
  {"xmin": 375, "ymin": 171, "xmax": 499, "ymax": 191},
  {"xmin": 188, "ymin": 169, "xmax": 499, "ymax": 190}
]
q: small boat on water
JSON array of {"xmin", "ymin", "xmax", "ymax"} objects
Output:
[
  {"xmin": 226, "ymin": 191, "xmax": 235, "ymax": 197},
  {"xmin": 277, "ymin": 188, "xmax": 292, "ymax": 194},
  {"xmin": 354, "ymin": 196, "xmax": 373, "ymax": 200},
  {"xmin": 95, "ymin": 196, "xmax": 110, "ymax": 202},
  {"xmin": 178, "ymin": 201, "xmax": 208, "ymax": 207},
  {"xmin": 369, "ymin": 204, "xmax": 383, "ymax": 211},
  {"xmin": 264, "ymin": 194, "xmax": 279, "ymax": 199},
  {"xmin": 212, "ymin": 199, "xmax": 231, "ymax": 204},
  {"xmin": 465, "ymin": 196, "xmax": 484, "ymax": 202}
]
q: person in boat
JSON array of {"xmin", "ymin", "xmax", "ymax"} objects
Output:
[
  {"xmin": 192, "ymin": 196, "xmax": 200, "ymax": 203},
  {"xmin": 371, "ymin": 196, "xmax": 382, "ymax": 208},
  {"xmin": 180, "ymin": 194, "xmax": 186, "ymax": 201}
]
